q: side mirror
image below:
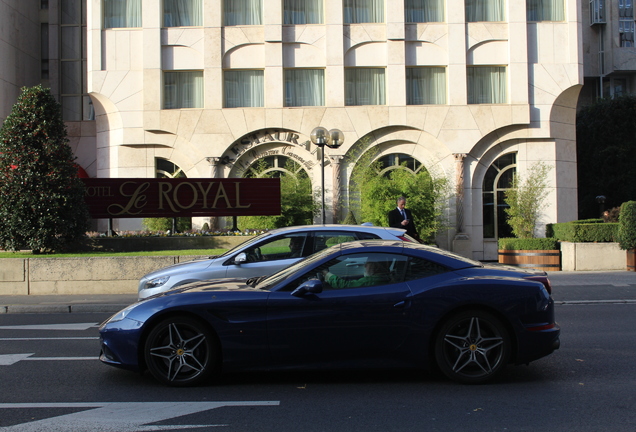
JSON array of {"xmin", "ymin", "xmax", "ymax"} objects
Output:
[
  {"xmin": 234, "ymin": 252, "xmax": 247, "ymax": 265},
  {"xmin": 291, "ymin": 279, "xmax": 323, "ymax": 297}
]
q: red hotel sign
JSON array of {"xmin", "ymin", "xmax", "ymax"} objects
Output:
[{"xmin": 82, "ymin": 178, "xmax": 281, "ymax": 219}]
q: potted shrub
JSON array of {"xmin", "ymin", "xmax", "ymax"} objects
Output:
[
  {"xmin": 498, "ymin": 162, "xmax": 561, "ymax": 270},
  {"xmin": 617, "ymin": 201, "xmax": 636, "ymax": 271},
  {"xmin": 498, "ymin": 237, "xmax": 561, "ymax": 271}
]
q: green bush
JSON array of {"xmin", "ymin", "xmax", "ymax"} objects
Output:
[
  {"xmin": 547, "ymin": 221, "xmax": 618, "ymax": 242},
  {"xmin": 0, "ymin": 85, "xmax": 90, "ymax": 253},
  {"xmin": 498, "ymin": 237, "xmax": 559, "ymax": 250},
  {"xmin": 617, "ymin": 201, "xmax": 636, "ymax": 250}
]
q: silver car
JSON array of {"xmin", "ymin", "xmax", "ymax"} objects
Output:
[{"xmin": 138, "ymin": 224, "xmax": 417, "ymax": 299}]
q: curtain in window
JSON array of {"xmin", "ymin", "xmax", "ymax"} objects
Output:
[
  {"xmin": 164, "ymin": 0, "xmax": 202, "ymax": 27},
  {"xmin": 406, "ymin": 67, "xmax": 446, "ymax": 105},
  {"xmin": 465, "ymin": 0, "xmax": 504, "ymax": 22},
  {"xmin": 285, "ymin": 69, "xmax": 325, "ymax": 107},
  {"xmin": 467, "ymin": 67, "xmax": 506, "ymax": 104},
  {"xmin": 405, "ymin": 0, "xmax": 444, "ymax": 22},
  {"xmin": 284, "ymin": 0, "xmax": 324, "ymax": 24},
  {"xmin": 527, "ymin": 0, "xmax": 564, "ymax": 21},
  {"xmin": 224, "ymin": 0, "xmax": 262, "ymax": 25},
  {"xmin": 164, "ymin": 71, "xmax": 204, "ymax": 109},
  {"xmin": 224, "ymin": 70, "xmax": 264, "ymax": 108},
  {"xmin": 104, "ymin": 0, "xmax": 141, "ymax": 28},
  {"xmin": 344, "ymin": 0, "xmax": 384, "ymax": 24},
  {"xmin": 345, "ymin": 68, "xmax": 386, "ymax": 106}
]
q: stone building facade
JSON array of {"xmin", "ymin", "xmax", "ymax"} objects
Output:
[{"xmin": 1, "ymin": 0, "xmax": 584, "ymax": 260}]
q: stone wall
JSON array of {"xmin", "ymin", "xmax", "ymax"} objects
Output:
[{"xmin": 0, "ymin": 255, "xmax": 208, "ymax": 296}]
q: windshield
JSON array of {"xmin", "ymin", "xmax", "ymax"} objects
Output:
[
  {"xmin": 255, "ymin": 247, "xmax": 336, "ymax": 290},
  {"xmin": 218, "ymin": 232, "xmax": 271, "ymax": 257}
]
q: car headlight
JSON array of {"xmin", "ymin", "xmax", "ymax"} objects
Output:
[
  {"xmin": 105, "ymin": 302, "xmax": 141, "ymax": 324},
  {"xmin": 144, "ymin": 275, "xmax": 170, "ymax": 290}
]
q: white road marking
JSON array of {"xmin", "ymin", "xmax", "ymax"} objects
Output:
[
  {"xmin": 0, "ymin": 323, "xmax": 98, "ymax": 331},
  {"xmin": 0, "ymin": 401, "xmax": 280, "ymax": 431},
  {"xmin": 0, "ymin": 354, "xmax": 97, "ymax": 365},
  {"xmin": 0, "ymin": 337, "xmax": 98, "ymax": 341}
]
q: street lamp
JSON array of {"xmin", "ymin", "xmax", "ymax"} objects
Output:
[{"xmin": 310, "ymin": 127, "xmax": 345, "ymax": 224}]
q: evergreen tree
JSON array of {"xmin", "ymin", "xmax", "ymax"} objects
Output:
[{"xmin": 0, "ymin": 85, "xmax": 90, "ymax": 253}]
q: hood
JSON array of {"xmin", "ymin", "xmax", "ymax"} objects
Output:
[
  {"xmin": 142, "ymin": 256, "xmax": 220, "ymax": 279},
  {"xmin": 160, "ymin": 277, "xmax": 256, "ymax": 296}
]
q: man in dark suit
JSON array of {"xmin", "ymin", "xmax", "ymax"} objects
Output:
[{"xmin": 388, "ymin": 196, "xmax": 419, "ymax": 240}]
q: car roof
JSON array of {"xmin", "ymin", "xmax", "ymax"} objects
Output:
[
  {"xmin": 265, "ymin": 224, "xmax": 407, "ymax": 236},
  {"xmin": 331, "ymin": 239, "xmax": 483, "ymax": 270}
]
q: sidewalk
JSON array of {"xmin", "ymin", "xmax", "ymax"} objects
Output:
[
  {"xmin": 1, "ymin": 271, "xmax": 635, "ymax": 314},
  {"xmin": 0, "ymin": 294, "xmax": 137, "ymax": 314}
]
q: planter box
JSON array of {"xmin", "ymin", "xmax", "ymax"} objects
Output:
[
  {"xmin": 627, "ymin": 249, "xmax": 636, "ymax": 272},
  {"xmin": 498, "ymin": 250, "xmax": 561, "ymax": 271},
  {"xmin": 560, "ymin": 242, "xmax": 625, "ymax": 271}
]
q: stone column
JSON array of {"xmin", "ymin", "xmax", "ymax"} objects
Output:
[
  {"xmin": 330, "ymin": 155, "xmax": 344, "ymax": 223},
  {"xmin": 454, "ymin": 153, "xmax": 467, "ymax": 233},
  {"xmin": 206, "ymin": 157, "xmax": 222, "ymax": 230},
  {"xmin": 452, "ymin": 153, "xmax": 471, "ymax": 258}
]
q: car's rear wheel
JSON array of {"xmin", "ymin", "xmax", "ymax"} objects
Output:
[
  {"xmin": 144, "ymin": 316, "xmax": 218, "ymax": 386},
  {"xmin": 434, "ymin": 310, "xmax": 511, "ymax": 384}
]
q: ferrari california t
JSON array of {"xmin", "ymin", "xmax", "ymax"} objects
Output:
[{"xmin": 99, "ymin": 240, "xmax": 560, "ymax": 386}]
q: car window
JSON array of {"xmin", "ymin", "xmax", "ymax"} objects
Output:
[
  {"xmin": 244, "ymin": 234, "xmax": 308, "ymax": 262},
  {"xmin": 355, "ymin": 232, "xmax": 381, "ymax": 240},
  {"xmin": 404, "ymin": 256, "xmax": 448, "ymax": 281},
  {"xmin": 312, "ymin": 231, "xmax": 357, "ymax": 254},
  {"xmin": 293, "ymin": 252, "xmax": 406, "ymax": 291}
]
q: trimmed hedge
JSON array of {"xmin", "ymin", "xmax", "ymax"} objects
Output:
[
  {"xmin": 617, "ymin": 201, "xmax": 636, "ymax": 250},
  {"xmin": 498, "ymin": 237, "xmax": 559, "ymax": 251},
  {"xmin": 546, "ymin": 221, "xmax": 618, "ymax": 242}
]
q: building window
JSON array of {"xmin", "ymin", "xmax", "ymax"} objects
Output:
[
  {"xmin": 344, "ymin": 0, "xmax": 384, "ymax": 24},
  {"xmin": 163, "ymin": 71, "xmax": 204, "ymax": 109},
  {"xmin": 345, "ymin": 68, "xmax": 386, "ymax": 106},
  {"xmin": 284, "ymin": 69, "xmax": 325, "ymax": 107},
  {"xmin": 467, "ymin": 66, "xmax": 507, "ymax": 104},
  {"xmin": 164, "ymin": 0, "xmax": 202, "ymax": 27},
  {"xmin": 590, "ymin": 0, "xmax": 606, "ymax": 24},
  {"xmin": 619, "ymin": 0, "xmax": 635, "ymax": 47},
  {"xmin": 284, "ymin": 0, "xmax": 324, "ymax": 24},
  {"xmin": 103, "ymin": 0, "xmax": 141, "ymax": 28},
  {"xmin": 224, "ymin": 70, "xmax": 264, "ymax": 108},
  {"xmin": 482, "ymin": 153, "xmax": 516, "ymax": 239},
  {"xmin": 465, "ymin": 0, "xmax": 504, "ymax": 22},
  {"xmin": 406, "ymin": 67, "xmax": 446, "ymax": 105},
  {"xmin": 527, "ymin": 0, "xmax": 564, "ymax": 21},
  {"xmin": 224, "ymin": 0, "xmax": 262, "ymax": 25},
  {"xmin": 377, "ymin": 153, "xmax": 424, "ymax": 176},
  {"xmin": 156, "ymin": 158, "xmax": 186, "ymax": 178},
  {"xmin": 61, "ymin": 0, "xmax": 92, "ymax": 121},
  {"xmin": 404, "ymin": 0, "xmax": 444, "ymax": 22}
]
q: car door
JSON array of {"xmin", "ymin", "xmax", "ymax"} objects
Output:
[
  {"xmin": 224, "ymin": 233, "xmax": 309, "ymax": 279},
  {"xmin": 265, "ymin": 252, "xmax": 413, "ymax": 367}
]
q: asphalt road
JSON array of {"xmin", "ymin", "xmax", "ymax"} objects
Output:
[{"xmin": 0, "ymin": 274, "xmax": 634, "ymax": 431}]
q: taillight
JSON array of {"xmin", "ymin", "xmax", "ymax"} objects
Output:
[
  {"xmin": 527, "ymin": 323, "xmax": 557, "ymax": 331},
  {"xmin": 398, "ymin": 235, "xmax": 416, "ymax": 242},
  {"xmin": 525, "ymin": 275, "xmax": 552, "ymax": 295}
]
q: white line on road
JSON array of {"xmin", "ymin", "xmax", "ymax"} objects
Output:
[
  {"xmin": 0, "ymin": 323, "xmax": 98, "ymax": 331},
  {"xmin": 0, "ymin": 401, "xmax": 281, "ymax": 431},
  {"xmin": 0, "ymin": 354, "xmax": 97, "ymax": 365},
  {"xmin": 0, "ymin": 337, "xmax": 98, "ymax": 341}
]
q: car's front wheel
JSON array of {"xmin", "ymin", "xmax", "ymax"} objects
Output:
[
  {"xmin": 144, "ymin": 316, "xmax": 219, "ymax": 386},
  {"xmin": 434, "ymin": 310, "xmax": 511, "ymax": 384}
]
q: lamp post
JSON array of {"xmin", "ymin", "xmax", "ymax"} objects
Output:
[{"xmin": 310, "ymin": 127, "xmax": 345, "ymax": 224}]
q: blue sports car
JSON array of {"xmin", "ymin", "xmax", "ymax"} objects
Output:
[{"xmin": 99, "ymin": 240, "xmax": 560, "ymax": 386}]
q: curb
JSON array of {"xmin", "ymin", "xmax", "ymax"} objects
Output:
[{"xmin": 1, "ymin": 304, "xmax": 129, "ymax": 314}]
